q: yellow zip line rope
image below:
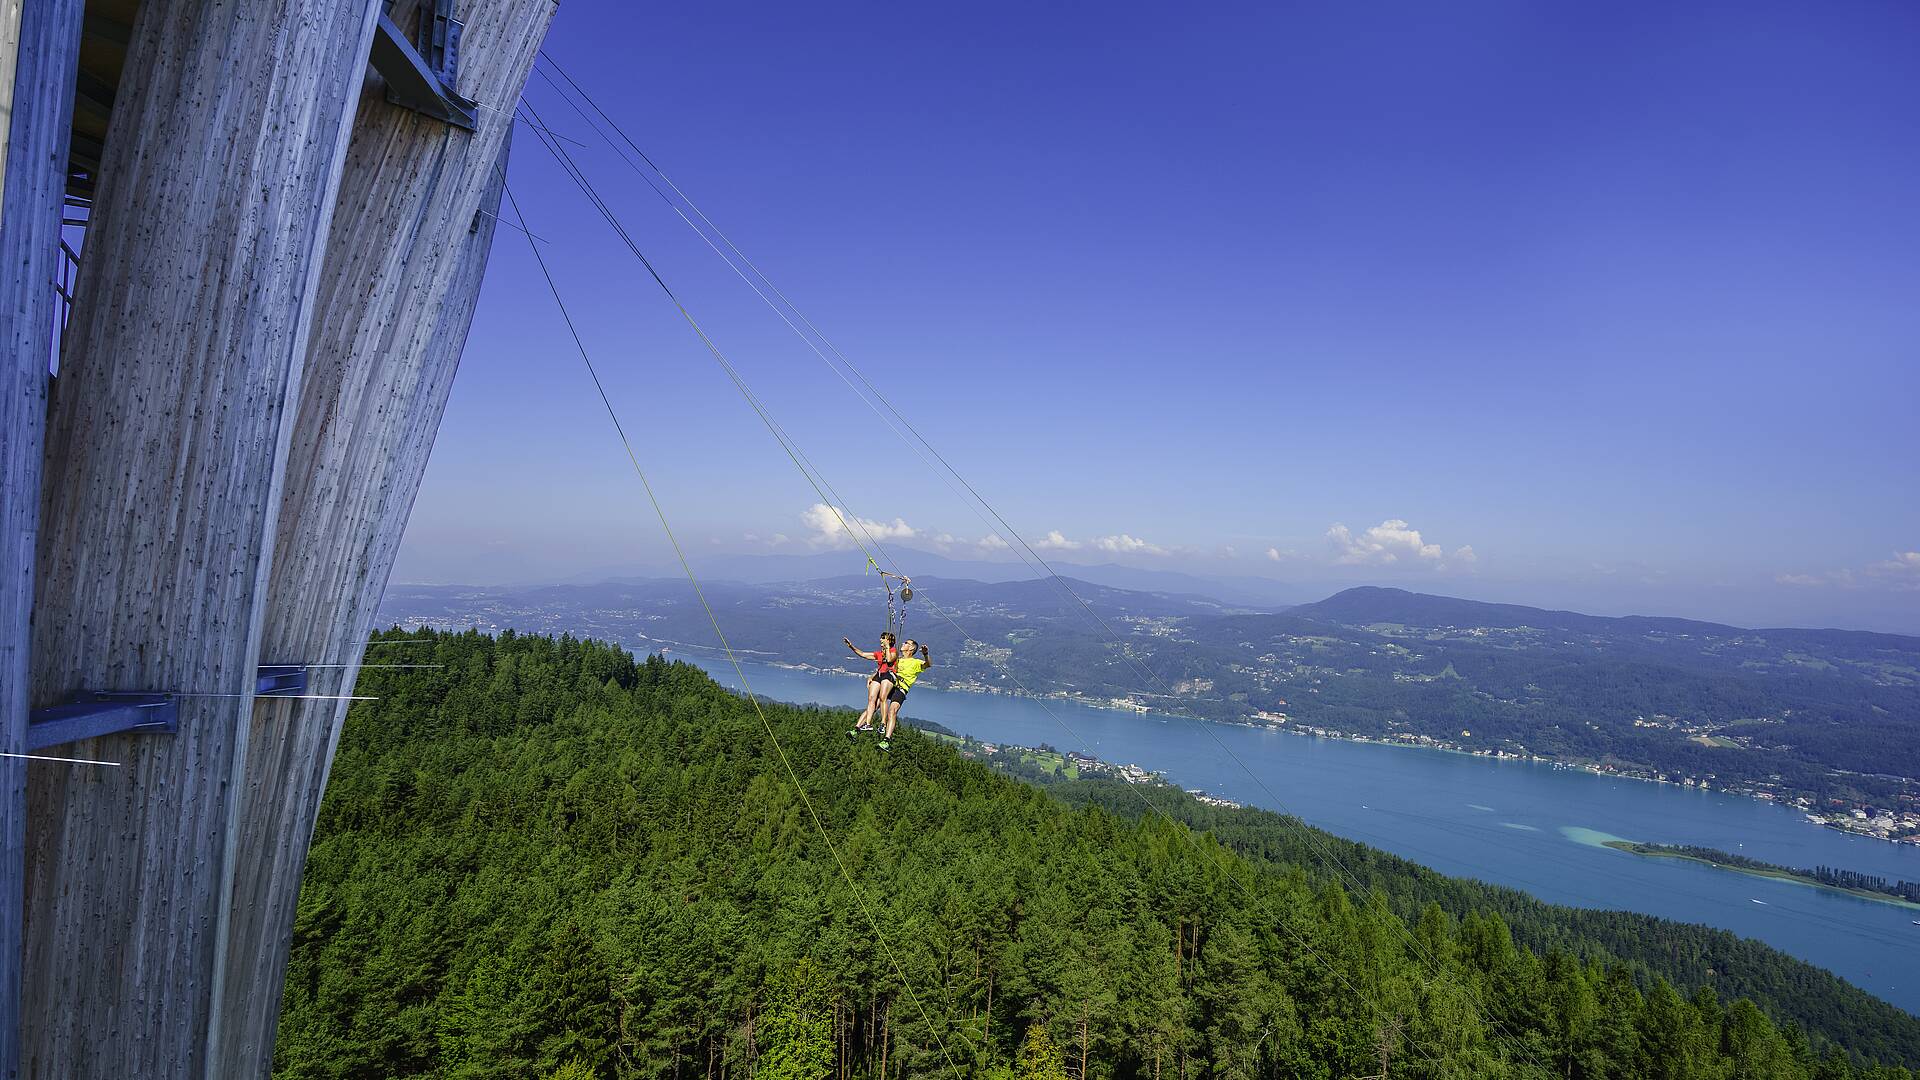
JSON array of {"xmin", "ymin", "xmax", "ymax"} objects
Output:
[
  {"xmin": 498, "ymin": 177, "xmax": 973, "ymax": 1072},
  {"xmin": 503, "ymin": 103, "xmax": 1397, "ymax": 1064},
  {"xmin": 750, "ymin": 467, "xmax": 1463, "ymax": 1075},
  {"xmin": 508, "ymin": 100, "xmax": 1470, "ymax": 1070},
  {"xmin": 507, "ymin": 113, "xmax": 1466, "ymax": 1076},
  {"xmin": 518, "ymin": 67, "xmax": 1552, "ymax": 1075},
  {"xmin": 507, "ymin": 114, "xmax": 987, "ymax": 1047}
]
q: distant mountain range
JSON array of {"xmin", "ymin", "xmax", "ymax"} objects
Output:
[
  {"xmin": 1291, "ymin": 585, "xmax": 1920, "ymax": 648},
  {"xmin": 377, "ymin": 574, "xmax": 1920, "ymax": 815},
  {"xmin": 562, "ymin": 546, "xmax": 1310, "ymax": 609}
]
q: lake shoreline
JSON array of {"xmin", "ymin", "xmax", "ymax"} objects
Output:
[{"xmin": 704, "ymin": 650, "xmax": 1920, "ymax": 848}]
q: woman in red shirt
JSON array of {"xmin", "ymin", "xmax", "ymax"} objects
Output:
[{"xmin": 843, "ymin": 631, "xmax": 897, "ymax": 734}]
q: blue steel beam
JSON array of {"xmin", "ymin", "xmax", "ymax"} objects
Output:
[
  {"xmin": 25, "ymin": 665, "xmax": 309, "ymax": 751},
  {"xmin": 25, "ymin": 694, "xmax": 175, "ymax": 751},
  {"xmin": 255, "ymin": 665, "xmax": 307, "ymax": 697}
]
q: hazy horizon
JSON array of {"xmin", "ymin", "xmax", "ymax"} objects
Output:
[{"xmin": 388, "ymin": 543, "xmax": 1920, "ymax": 636}]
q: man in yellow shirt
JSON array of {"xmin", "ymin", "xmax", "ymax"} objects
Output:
[{"xmin": 879, "ymin": 639, "xmax": 930, "ymax": 751}]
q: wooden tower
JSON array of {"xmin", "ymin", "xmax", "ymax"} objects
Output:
[{"xmin": 0, "ymin": 0, "xmax": 556, "ymax": 1075}]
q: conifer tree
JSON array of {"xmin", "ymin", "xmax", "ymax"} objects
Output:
[
  {"xmin": 1016, "ymin": 1022, "xmax": 1070, "ymax": 1080},
  {"xmin": 757, "ymin": 961, "xmax": 835, "ymax": 1080},
  {"xmin": 522, "ymin": 923, "xmax": 615, "ymax": 1074}
]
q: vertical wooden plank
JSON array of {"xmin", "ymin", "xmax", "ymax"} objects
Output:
[
  {"xmin": 0, "ymin": 3, "xmax": 84, "ymax": 1078},
  {"xmin": 0, "ymin": 1, "xmax": 17, "ymax": 183},
  {"xmin": 219, "ymin": 3, "xmax": 555, "ymax": 1072},
  {"xmin": 222, "ymin": 138, "xmax": 513, "ymax": 1076},
  {"xmin": 21, "ymin": 1, "xmax": 378, "ymax": 1077}
]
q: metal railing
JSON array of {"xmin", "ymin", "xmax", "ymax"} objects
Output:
[{"xmin": 51, "ymin": 205, "xmax": 86, "ymax": 373}]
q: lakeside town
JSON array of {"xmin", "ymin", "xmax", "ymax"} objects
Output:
[
  {"xmin": 919, "ymin": 663, "xmax": 1920, "ymax": 848},
  {"xmin": 381, "ymin": 611, "xmax": 1920, "ymax": 847},
  {"xmin": 1263, "ymin": 715, "xmax": 1920, "ymax": 846},
  {"xmin": 748, "ymin": 646, "xmax": 1920, "ymax": 846}
]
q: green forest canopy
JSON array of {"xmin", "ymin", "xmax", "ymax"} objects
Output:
[{"xmin": 275, "ymin": 629, "xmax": 1920, "ymax": 1079}]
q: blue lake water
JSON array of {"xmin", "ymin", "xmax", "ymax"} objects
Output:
[{"xmin": 681, "ymin": 653, "xmax": 1920, "ymax": 1014}]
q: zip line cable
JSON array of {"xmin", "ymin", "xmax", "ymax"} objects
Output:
[
  {"xmin": 517, "ymin": 68, "xmax": 1550, "ymax": 1074},
  {"xmin": 529, "ymin": 61, "xmax": 915, "ymax": 430},
  {"xmin": 532, "ymin": 53, "xmax": 1075, "ymax": 590},
  {"xmin": 508, "ymin": 112, "xmax": 1456, "ymax": 1075},
  {"xmin": 811, "ymin": 515, "xmax": 1448, "ymax": 1072},
  {"xmin": 513, "ymin": 97, "xmax": 886, "ymax": 574},
  {"xmin": 511, "ymin": 106, "xmax": 1515, "ymax": 1071},
  {"xmin": 497, "ymin": 174, "xmax": 973, "ymax": 1071},
  {"xmin": 739, "ymin": 445, "xmax": 1459, "ymax": 1074},
  {"xmin": 508, "ymin": 111, "xmax": 991, "ymax": 1049},
  {"xmin": 0, "ymin": 752, "xmax": 119, "ymax": 766},
  {"xmin": 527, "ymin": 62, "xmax": 1000, "ymax": 562},
  {"xmin": 503, "ymin": 104, "xmax": 1390, "ymax": 1063}
]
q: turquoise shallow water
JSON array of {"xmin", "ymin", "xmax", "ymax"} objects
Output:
[{"xmin": 682, "ymin": 654, "xmax": 1920, "ymax": 1014}]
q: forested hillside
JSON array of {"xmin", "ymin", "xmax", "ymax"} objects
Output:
[{"xmin": 275, "ymin": 630, "xmax": 1920, "ymax": 1079}]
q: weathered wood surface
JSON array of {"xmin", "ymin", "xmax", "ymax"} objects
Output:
[
  {"xmin": 219, "ymin": 153, "xmax": 510, "ymax": 1075},
  {"xmin": 219, "ymin": 0, "xmax": 553, "ymax": 1058},
  {"xmin": 216, "ymin": 2, "xmax": 556, "ymax": 1068},
  {"xmin": 0, "ymin": 1, "xmax": 84, "ymax": 1077},
  {"xmin": 21, "ymin": 1, "xmax": 379, "ymax": 1076}
]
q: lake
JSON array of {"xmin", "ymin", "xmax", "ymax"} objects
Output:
[{"xmin": 680, "ymin": 652, "xmax": 1920, "ymax": 1014}]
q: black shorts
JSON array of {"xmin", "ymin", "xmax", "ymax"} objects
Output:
[
  {"xmin": 869, "ymin": 672, "xmax": 895, "ymax": 688},
  {"xmin": 887, "ymin": 684, "xmax": 907, "ymax": 704}
]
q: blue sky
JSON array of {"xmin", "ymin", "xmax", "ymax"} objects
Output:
[{"xmin": 395, "ymin": 0, "xmax": 1920, "ymax": 632}]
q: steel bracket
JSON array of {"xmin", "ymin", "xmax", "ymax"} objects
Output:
[{"xmin": 370, "ymin": 2, "xmax": 477, "ymax": 130}]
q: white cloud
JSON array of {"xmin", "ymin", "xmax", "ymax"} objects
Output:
[
  {"xmin": 1869, "ymin": 551, "xmax": 1920, "ymax": 589},
  {"xmin": 1776, "ymin": 573, "xmax": 1826, "ymax": 587},
  {"xmin": 1322, "ymin": 520, "xmax": 1476, "ymax": 571},
  {"xmin": 1265, "ymin": 546, "xmax": 1299, "ymax": 563},
  {"xmin": 801, "ymin": 503, "xmax": 918, "ymax": 548},
  {"xmin": 1027, "ymin": 529, "xmax": 1172, "ymax": 556},
  {"xmin": 922, "ymin": 530, "xmax": 1015, "ymax": 556},
  {"xmin": 1094, "ymin": 534, "xmax": 1168, "ymax": 556},
  {"xmin": 1328, "ymin": 519, "xmax": 1444, "ymax": 566},
  {"xmin": 1221, "ymin": 545, "xmax": 1238, "ymax": 559}
]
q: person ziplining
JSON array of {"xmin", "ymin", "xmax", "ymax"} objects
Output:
[
  {"xmin": 844, "ymin": 630, "xmax": 898, "ymax": 738},
  {"xmin": 880, "ymin": 638, "xmax": 931, "ymax": 748},
  {"xmin": 842, "ymin": 632, "xmax": 931, "ymax": 751},
  {"xmin": 844, "ymin": 570, "xmax": 928, "ymax": 750}
]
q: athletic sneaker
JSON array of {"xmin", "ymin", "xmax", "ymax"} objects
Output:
[
  {"xmin": 878, "ymin": 740, "xmax": 891, "ymax": 752},
  {"xmin": 849, "ymin": 724, "xmax": 873, "ymax": 737}
]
